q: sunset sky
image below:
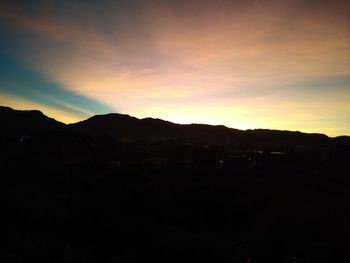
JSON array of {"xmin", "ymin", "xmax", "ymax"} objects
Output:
[{"xmin": 0, "ymin": 0, "xmax": 349, "ymax": 136}]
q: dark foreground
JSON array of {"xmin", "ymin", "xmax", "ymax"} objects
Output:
[{"xmin": 1, "ymin": 156, "xmax": 346, "ymax": 263}]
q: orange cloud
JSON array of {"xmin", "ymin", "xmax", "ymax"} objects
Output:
[{"xmin": 1, "ymin": 1, "xmax": 349, "ymax": 136}]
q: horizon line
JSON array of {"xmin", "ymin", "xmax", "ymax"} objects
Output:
[{"xmin": 3, "ymin": 104, "xmax": 350, "ymax": 138}]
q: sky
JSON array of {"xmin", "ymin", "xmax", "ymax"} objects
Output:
[{"xmin": 0, "ymin": 0, "xmax": 349, "ymax": 136}]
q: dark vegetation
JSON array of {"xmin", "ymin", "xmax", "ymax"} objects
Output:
[{"xmin": 0, "ymin": 106, "xmax": 348, "ymax": 262}]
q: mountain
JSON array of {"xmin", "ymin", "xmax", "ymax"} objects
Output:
[
  {"xmin": 2, "ymin": 105, "xmax": 347, "ymax": 147},
  {"xmin": 0, "ymin": 106, "xmax": 65, "ymax": 136},
  {"xmin": 69, "ymin": 112, "xmax": 332, "ymax": 147},
  {"xmin": 69, "ymin": 113, "xmax": 243, "ymax": 143}
]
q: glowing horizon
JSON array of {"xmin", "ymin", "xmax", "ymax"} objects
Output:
[{"xmin": 1, "ymin": 0, "xmax": 349, "ymax": 136}]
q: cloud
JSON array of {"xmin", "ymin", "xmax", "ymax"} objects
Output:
[
  {"xmin": 0, "ymin": 51, "xmax": 115, "ymax": 121},
  {"xmin": 0, "ymin": 0, "xmax": 349, "ymax": 135},
  {"xmin": 0, "ymin": 93, "xmax": 82, "ymax": 123}
]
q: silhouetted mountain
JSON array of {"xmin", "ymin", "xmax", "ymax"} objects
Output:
[
  {"xmin": 334, "ymin": 135, "xmax": 350, "ymax": 144},
  {"xmin": 69, "ymin": 112, "xmax": 332, "ymax": 147},
  {"xmin": 0, "ymin": 106, "xmax": 339, "ymax": 147},
  {"xmin": 70, "ymin": 113, "xmax": 173, "ymax": 138},
  {"xmin": 243, "ymin": 128, "xmax": 330, "ymax": 147},
  {"xmin": 0, "ymin": 106, "xmax": 65, "ymax": 136},
  {"xmin": 69, "ymin": 113, "xmax": 239, "ymax": 144}
]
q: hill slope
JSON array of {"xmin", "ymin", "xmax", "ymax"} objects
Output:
[
  {"xmin": 2, "ymin": 105, "xmax": 348, "ymax": 147},
  {"xmin": 69, "ymin": 112, "xmax": 333, "ymax": 147},
  {"xmin": 0, "ymin": 106, "xmax": 65, "ymax": 136}
]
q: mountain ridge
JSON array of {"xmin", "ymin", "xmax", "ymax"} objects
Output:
[
  {"xmin": 1, "ymin": 106, "xmax": 349, "ymax": 147},
  {"xmin": 0, "ymin": 106, "xmax": 65, "ymax": 135}
]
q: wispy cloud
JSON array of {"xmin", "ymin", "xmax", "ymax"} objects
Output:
[{"xmin": 0, "ymin": 0, "xmax": 349, "ymax": 135}]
